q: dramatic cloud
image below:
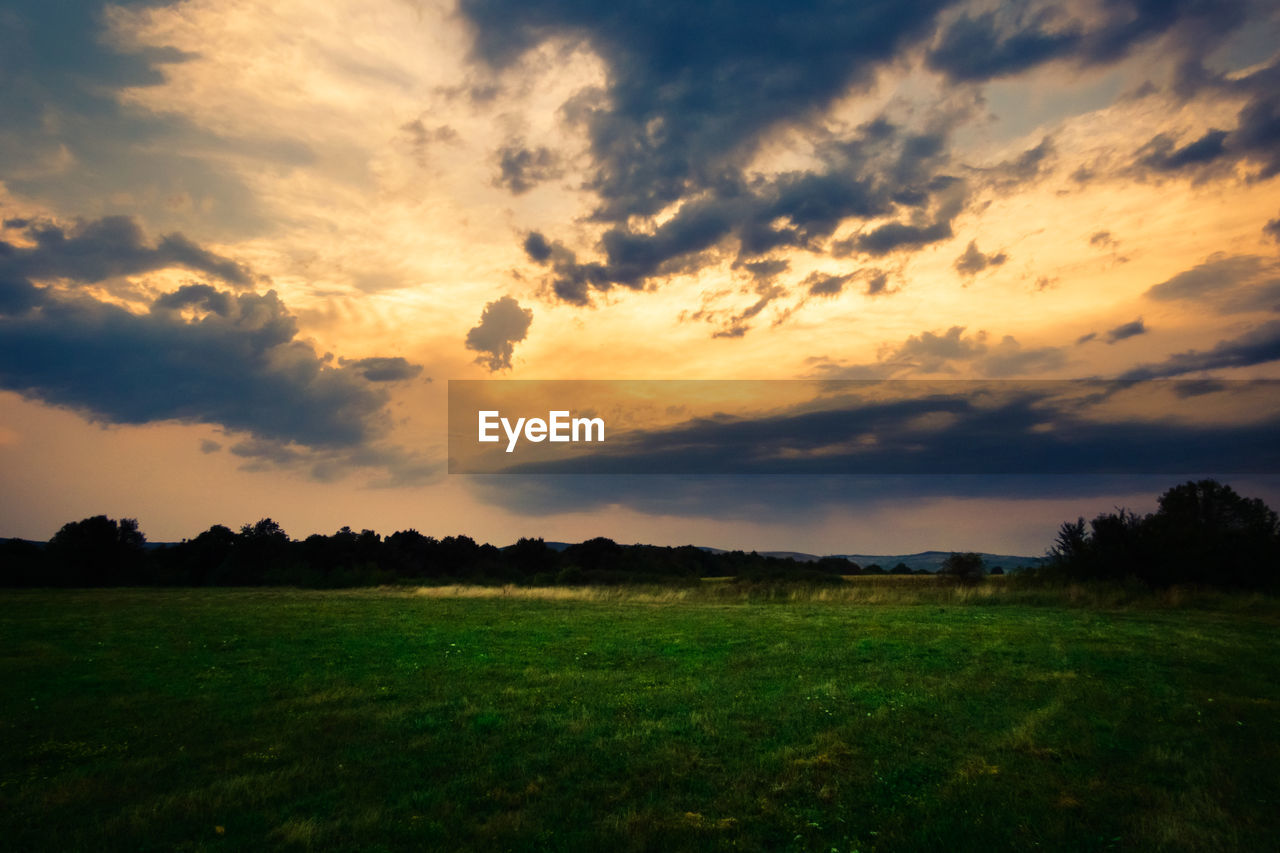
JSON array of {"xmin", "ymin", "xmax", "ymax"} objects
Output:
[
  {"xmin": 470, "ymin": 472, "xmax": 1211, "ymax": 526},
  {"xmin": 926, "ymin": 1, "xmax": 1252, "ymax": 84},
  {"xmin": 926, "ymin": 11, "xmax": 1082, "ymax": 82},
  {"xmin": 1121, "ymin": 320, "xmax": 1280, "ymax": 379},
  {"xmin": 1145, "ymin": 254, "xmax": 1280, "ymax": 314},
  {"xmin": 460, "ymin": 2, "xmax": 981, "ymax": 303},
  {"xmin": 0, "ymin": 286, "xmax": 390, "ymax": 448},
  {"xmin": 1132, "ymin": 56, "xmax": 1280, "ymax": 181},
  {"xmin": 953, "ymin": 240, "xmax": 1008, "ymax": 276},
  {"xmin": 1136, "ymin": 129, "xmax": 1229, "ymax": 173},
  {"xmin": 0, "ymin": 213, "xmax": 426, "ymax": 481},
  {"xmin": 1106, "ymin": 318, "xmax": 1147, "ymax": 343},
  {"xmin": 465, "ymin": 295, "xmax": 533, "ymax": 371},
  {"xmin": 1266, "ymin": 215, "xmax": 1280, "ymax": 243},
  {"xmin": 461, "ymin": 0, "xmax": 952, "ymax": 217},
  {"xmin": 478, "ymin": 382, "xmax": 1280, "ymax": 476},
  {"xmin": 0, "ymin": 216, "xmax": 254, "ymax": 312}
]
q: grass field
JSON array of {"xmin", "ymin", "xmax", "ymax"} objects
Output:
[{"xmin": 2, "ymin": 585, "xmax": 1278, "ymax": 851}]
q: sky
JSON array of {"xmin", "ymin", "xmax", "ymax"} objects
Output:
[{"xmin": 2, "ymin": 0, "xmax": 1279, "ymax": 554}]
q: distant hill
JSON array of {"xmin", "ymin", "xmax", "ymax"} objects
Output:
[
  {"xmin": 503, "ymin": 542, "xmax": 1045, "ymax": 572},
  {"xmin": 727, "ymin": 548, "xmax": 1044, "ymax": 573},
  {"xmin": 839, "ymin": 551, "xmax": 1044, "ymax": 573}
]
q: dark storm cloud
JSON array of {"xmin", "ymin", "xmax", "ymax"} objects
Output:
[
  {"xmin": 493, "ymin": 141, "xmax": 562, "ymax": 194},
  {"xmin": 920, "ymin": 3, "xmax": 1277, "ymax": 187},
  {"xmin": 926, "ymin": 10, "xmax": 1082, "ymax": 82},
  {"xmin": 739, "ymin": 258, "xmax": 790, "ymax": 282},
  {"xmin": 474, "ymin": 381, "xmax": 1280, "ymax": 476},
  {"xmin": 835, "ymin": 176, "xmax": 968, "ymax": 258},
  {"xmin": 473, "ymin": 470, "xmax": 1263, "ymax": 525},
  {"xmin": 926, "ymin": 1, "xmax": 1252, "ymax": 83},
  {"xmin": 1136, "ymin": 129, "xmax": 1229, "ymax": 173},
  {"xmin": 469, "ymin": 471, "xmax": 1280, "ymax": 530},
  {"xmin": 1265, "ymin": 215, "xmax": 1280, "ymax": 243},
  {"xmin": 522, "ymin": 232, "xmax": 608, "ymax": 305},
  {"xmin": 0, "ymin": 215, "xmax": 425, "ymax": 479},
  {"xmin": 1145, "ymin": 254, "xmax": 1280, "ymax": 314},
  {"xmin": 1121, "ymin": 320, "xmax": 1280, "ymax": 379},
  {"xmin": 953, "ymin": 240, "xmax": 1008, "ymax": 276},
  {"xmin": 461, "ymin": 0, "xmax": 953, "ymax": 217},
  {"xmin": 153, "ymin": 283, "xmax": 235, "ymax": 316},
  {"xmin": 0, "ymin": 286, "xmax": 392, "ymax": 448},
  {"xmin": 0, "ymin": 217, "xmax": 253, "ymax": 298},
  {"xmin": 1131, "ymin": 56, "xmax": 1280, "ymax": 182},
  {"xmin": 848, "ymin": 219, "xmax": 956, "ymax": 257},
  {"xmin": 458, "ymin": 1, "xmax": 982, "ymax": 303},
  {"xmin": 1106, "ymin": 318, "xmax": 1147, "ymax": 343},
  {"xmin": 522, "ymin": 231, "xmax": 553, "ymax": 263},
  {"xmin": 337, "ymin": 357, "xmax": 425, "ymax": 382},
  {"xmin": 465, "ymin": 295, "xmax": 533, "ymax": 371}
]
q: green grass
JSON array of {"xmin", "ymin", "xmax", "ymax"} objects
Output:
[{"xmin": 2, "ymin": 586, "xmax": 1278, "ymax": 851}]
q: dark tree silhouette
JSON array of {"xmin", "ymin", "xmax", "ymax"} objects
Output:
[
  {"xmin": 1148, "ymin": 480, "xmax": 1280, "ymax": 587},
  {"xmin": 1047, "ymin": 480, "xmax": 1280, "ymax": 589},
  {"xmin": 939, "ymin": 552, "xmax": 984, "ymax": 583},
  {"xmin": 46, "ymin": 516, "xmax": 146, "ymax": 586}
]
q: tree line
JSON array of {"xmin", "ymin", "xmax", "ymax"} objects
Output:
[
  {"xmin": 3, "ymin": 480, "xmax": 1275, "ymax": 590},
  {"xmin": 1041, "ymin": 480, "xmax": 1279, "ymax": 590},
  {"xmin": 0, "ymin": 519, "xmax": 872, "ymax": 588}
]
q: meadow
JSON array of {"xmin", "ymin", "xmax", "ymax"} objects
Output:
[{"xmin": 2, "ymin": 582, "xmax": 1278, "ymax": 851}]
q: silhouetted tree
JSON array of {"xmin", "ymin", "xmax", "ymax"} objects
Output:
[
  {"xmin": 46, "ymin": 516, "xmax": 146, "ymax": 586},
  {"xmin": 507, "ymin": 537, "xmax": 557, "ymax": 578},
  {"xmin": 221, "ymin": 518, "xmax": 291, "ymax": 585},
  {"xmin": 1046, "ymin": 480, "xmax": 1280, "ymax": 589},
  {"xmin": 179, "ymin": 524, "xmax": 237, "ymax": 585},
  {"xmin": 939, "ymin": 552, "xmax": 984, "ymax": 584},
  {"xmin": 0, "ymin": 538, "xmax": 46, "ymax": 586},
  {"xmin": 1148, "ymin": 480, "xmax": 1280, "ymax": 588}
]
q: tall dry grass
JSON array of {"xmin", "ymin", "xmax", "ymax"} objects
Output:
[{"xmin": 408, "ymin": 577, "xmax": 1279, "ymax": 610}]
